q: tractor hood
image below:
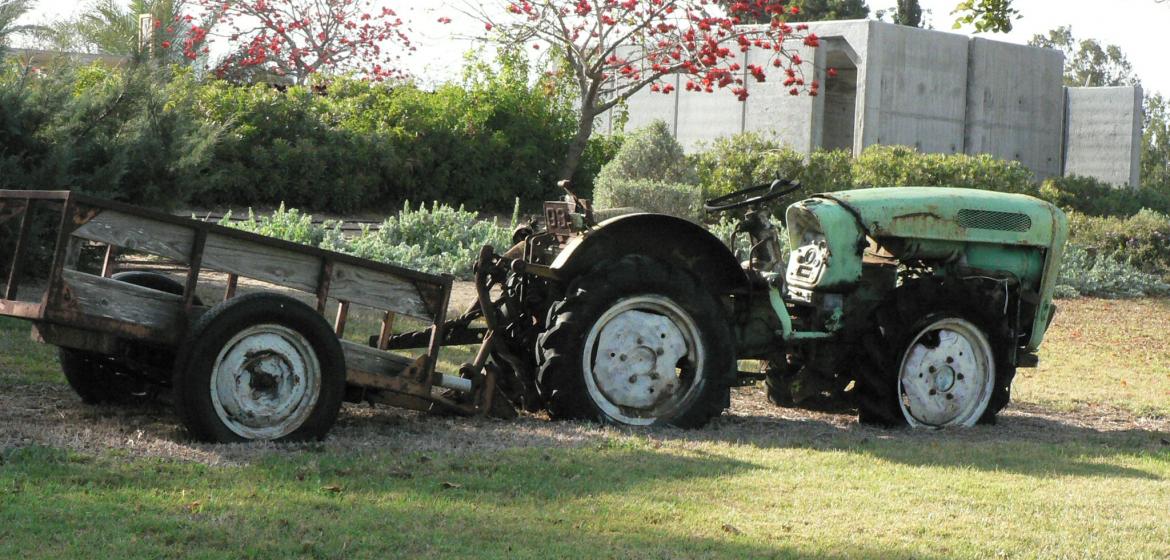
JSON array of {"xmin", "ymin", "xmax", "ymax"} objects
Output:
[{"xmin": 814, "ymin": 187, "xmax": 1065, "ymax": 247}]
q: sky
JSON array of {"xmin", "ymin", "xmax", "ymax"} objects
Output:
[{"xmin": 18, "ymin": 0, "xmax": 1170, "ymax": 96}]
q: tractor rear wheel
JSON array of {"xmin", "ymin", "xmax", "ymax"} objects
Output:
[{"xmin": 536, "ymin": 255, "xmax": 733, "ymax": 428}]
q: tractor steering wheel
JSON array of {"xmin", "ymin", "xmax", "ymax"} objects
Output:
[{"xmin": 703, "ymin": 179, "xmax": 802, "ymax": 213}]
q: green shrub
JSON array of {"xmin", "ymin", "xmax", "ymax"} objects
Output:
[
  {"xmin": 4, "ymin": 48, "xmax": 593, "ymax": 215},
  {"xmin": 692, "ymin": 132, "xmax": 804, "ymax": 199},
  {"xmin": 1067, "ymin": 210, "xmax": 1170, "ymax": 277},
  {"xmin": 851, "ymin": 145, "xmax": 1036, "ymax": 194},
  {"xmin": 595, "ymin": 120, "xmax": 697, "ymax": 186},
  {"xmin": 593, "ymin": 121, "xmax": 702, "ymax": 221},
  {"xmin": 1040, "ymin": 175, "xmax": 1138, "ymax": 217},
  {"xmin": 593, "ymin": 179, "xmax": 703, "ymax": 222},
  {"xmin": 0, "ymin": 64, "xmax": 219, "ymax": 210}
]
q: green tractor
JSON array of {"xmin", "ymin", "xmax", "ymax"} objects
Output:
[{"xmin": 421, "ymin": 180, "xmax": 1068, "ymax": 428}]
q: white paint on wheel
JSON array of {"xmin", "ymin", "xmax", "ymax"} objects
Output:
[
  {"xmin": 209, "ymin": 324, "xmax": 321, "ymax": 440},
  {"xmin": 582, "ymin": 295, "xmax": 705, "ymax": 425},
  {"xmin": 898, "ymin": 317, "xmax": 995, "ymax": 428}
]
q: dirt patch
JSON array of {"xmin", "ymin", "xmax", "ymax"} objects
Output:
[{"xmin": 2, "ymin": 380, "xmax": 1166, "ymax": 467}]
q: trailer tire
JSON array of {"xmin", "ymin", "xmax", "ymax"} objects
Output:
[
  {"xmin": 172, "ymin": 293, "xmax": 346, "ymax": 443},
  {"xmin": 854, "ymin": 282, "xmax": 1015, "ymax": 428},
  {"xmin": 60, "ymin": 271, "xmax": 197, "ymax": 404},
  {"xmin": 536, "ymin": 255, "xmax": 733, "ymax": 428}
]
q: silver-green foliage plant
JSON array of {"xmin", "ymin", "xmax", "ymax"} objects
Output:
[
  {"xmin": 342, "ymin": 201, "xmax": 516, "ymax": 277},
  {"xmin": 217, "ymin": 203, "xmax": 334, "ymax": 247},
  {"xmin": 1054, "ymin": 244, "xmax": 1170, "ymax": 299},
  {"xmin": 221, "ymin": 201, "xmax": 517, "ymax": 279}
]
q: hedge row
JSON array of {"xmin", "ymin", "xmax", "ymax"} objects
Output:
[
  {"xmin": 0, "ymin": 55, "xmax": 616, "ymax": 214},
  {"xmin": 694, "ymin": 135, "xmax": 1170, "ymax": 219}
]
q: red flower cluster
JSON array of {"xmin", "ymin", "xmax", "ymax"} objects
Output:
[{"xmin": 177, "ymin": 0, "xmax": 413, "ymax": 83}]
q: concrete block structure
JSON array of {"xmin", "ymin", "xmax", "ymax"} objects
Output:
[
  {"xmin": 611, "ymin": 20, "xmax": 1143, "ymax": 188},
  {"xmin": 1063, "ymin": 86, "xmax": 1144, "ymax": 188}
]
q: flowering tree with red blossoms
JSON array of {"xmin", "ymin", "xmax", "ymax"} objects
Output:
[
  {"xmin": 459, "ymin": 0, "xmax": 822, "ymax": 181},
  {"xmin": 177, "ymin": 0, "xmax": 413, "ymax": 83}
]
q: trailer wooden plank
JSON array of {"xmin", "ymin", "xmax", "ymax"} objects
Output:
[
  {"xmin": 201, "ymin": 232, "xmax": 321, "ymax": 293},
  {"xmin": 330, "ymin": 262, "xmax": 433, "ymax": 320},
  {"xmin": 340, "ymin": 340, "xmax": 430, "ymax": 396},
  {"xmin": 73, "ymin": 209, "xmax": 195, "ymax": 264},
  {"xmin": 60, "ymin": 269, "xmax": 186, "ymax": 334},
  {"xmin": 341, "ymin": 339, "xmax": 416, "ymax": 376}
]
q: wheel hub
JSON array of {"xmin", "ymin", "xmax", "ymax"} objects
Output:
[
  {"xmin": 211, "ymin": 325, "xmax": 321, "ymax": 439},
  {"xmin": 592, "ymin": 309, "xmax": 688, "ymax": 409},
  {"xmin": 898, "ymin": 318, "xmax": 994, "ymax": 428}
]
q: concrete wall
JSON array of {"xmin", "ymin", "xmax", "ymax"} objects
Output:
[
  {"xmin": 1064, "ymin": 86, "xmax": 1144, "ymax": 187},
  {"xmin": 965, "ymin": 38, "xmax": 1066, "ymax": 179},
  {"xmin": 607, "ymin": 20, "xmax": 1142, "ymax": 187},
  {"xmin": 859, "ymin": 23, "xmax": 969, "ymax": 154}
]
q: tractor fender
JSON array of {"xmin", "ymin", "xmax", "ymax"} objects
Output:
[{"xmin": 550, "ymin": 213, "xmax": 749, "ymax": 294}]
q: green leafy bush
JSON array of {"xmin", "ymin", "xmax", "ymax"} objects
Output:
[
  {"xmin": 851, "ymin": 145, "xmax": 1036, "ymax": 194},
  {"xmin": 1040, "ymin": 175, "xmax": 1170, "ymax": 218},
  {"xmin": 0, "ymin": 64, "xmax": 219, "ymax": 209},
  {"xmin": 593, "ymin": 121, "xmax": 703, "ymax": 221},
  {"xmin": 594, "ymin": 120, "xmax": 696, "ymax": 187},
  {"xmin": 692, "ymin": 133, "xmax": 804, "ymax": 199},
  {"xmin": 3, "ymin": 49, "xmax": 602, "ymax": 215},
  {"xmin": 1067, "ymin": 210, "xmax": 1170, "ymax": 277}
]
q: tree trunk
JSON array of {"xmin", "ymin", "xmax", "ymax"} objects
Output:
[{"xmin": 558, "ymin": 109, "xmax": 597, "ymax": 184}]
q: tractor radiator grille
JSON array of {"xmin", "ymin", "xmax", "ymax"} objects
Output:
[{"xmin": 957, "ymin": 209, "xmax": 1032, "ymax": 232}]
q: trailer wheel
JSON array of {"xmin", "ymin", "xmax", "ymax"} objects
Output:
[
  {"xmin": 172, "ymin": 293, "xmax": 345, "ymax": 442},
  {"xmin": 854, "ymin": 284, "xmax": 1015, "ymax": 428},
  {"xmin": 60, "ymin": 271, "xmax": 198, "ymax": 404},
  {"xmin": 536, "ymin": 255, "xmax": 733, "ymax": 428}
]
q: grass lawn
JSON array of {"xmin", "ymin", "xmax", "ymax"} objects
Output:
[{"xmin": 1, "ymin": 298, "xmax": 1168, "ymax": 559}]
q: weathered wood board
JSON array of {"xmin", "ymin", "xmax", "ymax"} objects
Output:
[
  {"xmin": 73, "ymin": 210, "xmax": 195, "ymax": 264},
  {"xmin": 59, "ymin": 269, "xmax": 186, "ymax": 334},
  {"xmin": 340, "ymin": 339, "xmax": 430, "ymax": 395},
  {"xmin": 201, "ymin": 232, "xmax": 321, "ymax": 293},
  {"xmin": 330, "ymin": 262, "xmax": 432, "ymax": 320}
]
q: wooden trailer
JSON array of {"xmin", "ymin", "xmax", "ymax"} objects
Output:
[{"xmin": 0, "ymin": 190, "xmax": 504, "ymax": 442}]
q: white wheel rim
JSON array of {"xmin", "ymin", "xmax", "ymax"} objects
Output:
[
  {"xmin": 897, "ymin": 317, "xmax": 995, "ymax": 428},
  {"xmin": 209, "ymin": 324, "xmax": 321, "ymax": 440},
  {"xmin": 581, "ymin": 295, "xmax": 705, "ymax": 425}
]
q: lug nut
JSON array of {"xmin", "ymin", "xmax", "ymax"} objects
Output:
[
  {"xmin": 628, "ymin": 375, "xmax": 637, "ymax": 384},
  {"xmin": 929, "ymin": 389, "xmax": 937, "ymax": 396},
  {"xmin": 946, "ymin": 357, "xmax": 954, "ymax": 364},
  {"xmin": 957, "ymin": 373, "xmax": 965, "ymax": 380},
  {"xmin": 945, "ymin": 393, "xmax": 954, "ymax": 400}
]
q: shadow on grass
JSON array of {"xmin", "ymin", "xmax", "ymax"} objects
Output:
[
  {"xmin": 0, "ymin": 444, "xmax": 958, "ymax": 560},
  {"xmin": 646, "ymin": 409, "xmax": 1170, "ymax": 481}
]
